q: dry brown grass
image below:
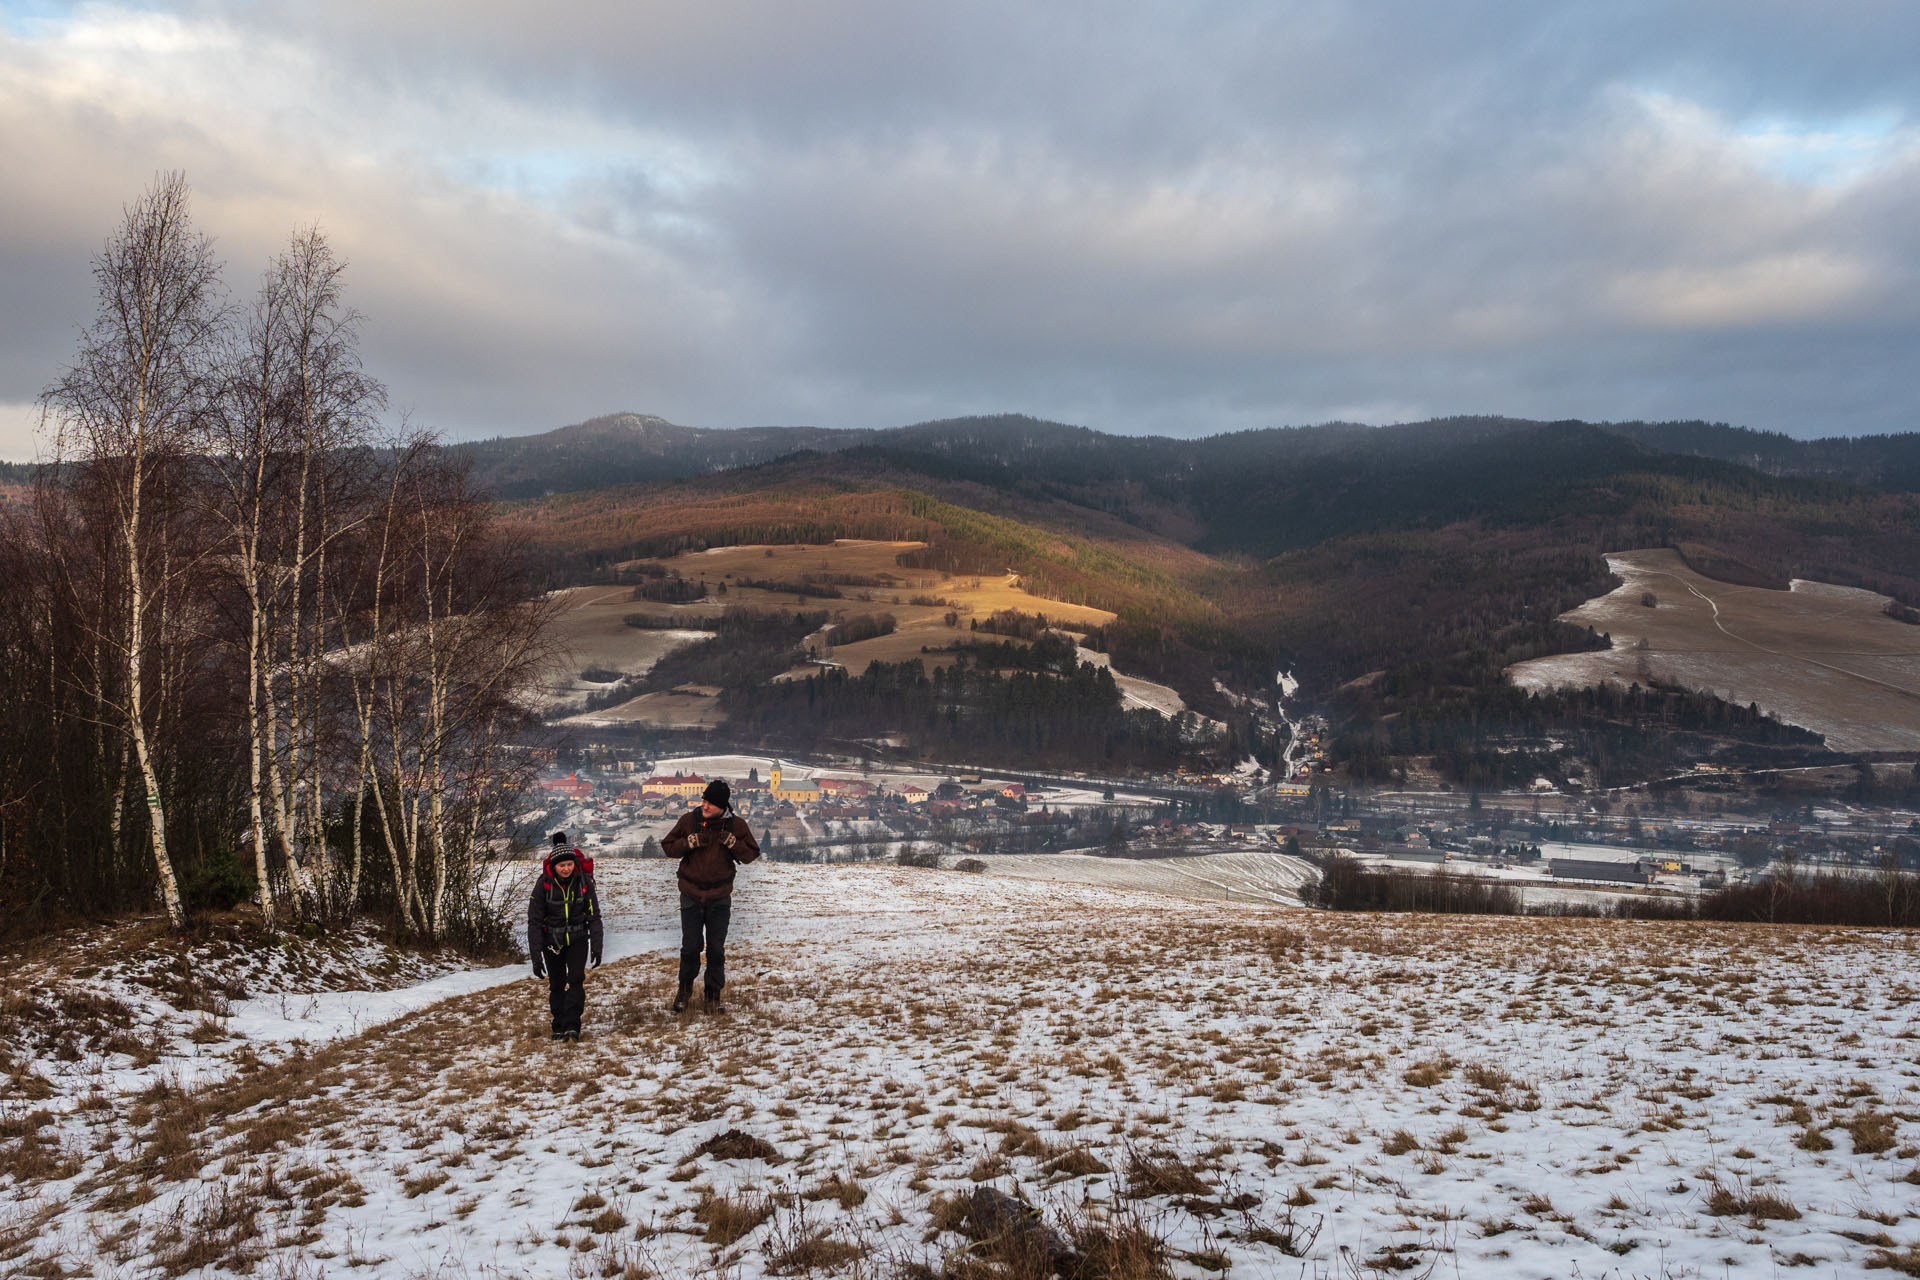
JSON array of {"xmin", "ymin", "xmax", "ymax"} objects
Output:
[
  {"xmin": 25, "ymin": 875, "xmax": 1920, "ymax": 1279},
  {"xmin": 763, "ymin": 1216, "xmax": 863, "ymax": 1276},
  {"xmin": 1848, "ymin": 1110, "xmax": 1900, "ymax": 1155},
  {"xmin": 585, "ymin": 1205, "xmax": 628, "ymax": 1234},
  {"xmin": 1797, "ymin": 1125, "xmax": 1836, "ymax": 1152},
  {"xmin": 1868, "ymin": 1245, "xmax": 1920, "ymax": 1276},
  {"xmin": 0, "ymin": 1114, "xmax": 80, "ymax": 1185},
  {"xmin": 1042, "ymin": 1146, "xmax": 1110, "ymax": 1178},
  {"xmin": 1400, "ymin": 1057, "xmax": 1452, "ymax": 1088},
  {"xmin": 800, "ymin": 1173, "xmax": 867, "ymax": 1210},
  {"xmin": 1704, "ymin": 1181, "xmax": 1801, "ymax": 1222},
  {"xmin": 1124, "ymin": 1149, "xmax": 1211, "ymax": 1199},
  {"xmin": 693, "ymin": 1189, "xmax": 774, "ymax": 1246},
  {"xmin": 152, "ymin": 1177, "xmax": 268, "ymax": 1277},
  {"xmin": 1380, "ymin": 1130, "xmax": 1421, "ymax": 1156},
  {"xmin": 0, "ymin": 1199, "xmax": 72, "ymax": 1276},
  {"xmin": 1066, "ymin": 1206, "xmax": 1175, "ymax": 1280}
]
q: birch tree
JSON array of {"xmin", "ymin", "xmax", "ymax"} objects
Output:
[
  {"xmin": 209, "ymin": 226, "xmax": 383, "ymax": 926},
  {"xmin": 11, "ymin": 174, "xmax": 554, "ymax": 942},
  {"xmin": 42, "ymin": 173, "xmax": 223, "ymax": 929},
  {"xmin": 350, "ymin": 452, "xmax": 554, "ymax": 941}
]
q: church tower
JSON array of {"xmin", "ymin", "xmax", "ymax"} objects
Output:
[{"xmin": 770, "ymin": 763, "xmax": 783, "ymax": 796}]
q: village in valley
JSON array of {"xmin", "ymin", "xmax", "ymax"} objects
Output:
[
  {"xmin": 528, "ymin": 750, "xmax": 1160, "ymax": 865},
  {"xmin": 524, "ymin": 740, "xmax": 1920, "ymax": 912}
]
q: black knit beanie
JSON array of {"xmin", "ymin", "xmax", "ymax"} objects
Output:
[{"xmin": 702, "ymin": 779, "xmax": 731, "ymax": 810}]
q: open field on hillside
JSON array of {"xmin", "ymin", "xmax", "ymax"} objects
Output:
[
  {"xmin": 10, "ymin": 862, "xmax": 1920, "ymax": 1280},
  {"xmin": 500, "ymin": 478, "xmax": 1228, "ymax": 622},
  {"xmin": 540, "ymin": 585, "xmax": 715, "ymax": 712},
  {"xmin": 642, "ymin": 540, "xmax": 1117, "ymax": 630},
  {"xmin": 561, "ymin": 689, "xmax": 727, "ymax": 730},
  {"xmin": 989, "ymin": 848, "xmax": 1694, "ymax": 916},
  {"xmin": 769, "ymin": 630, "xmax": 1197, "ymax": 723},
  {"xmin": 1510, "ymin": 548, "xmax": 1920, "ymax": 752},
  {"xmin": 584, "ymin": 540, "xmax": 1135, "ymax": 723},
  {"xmin": 1073, "ymin": 646, "xmax": 1197, "ymax": 720},
  {"xmin": 782, "ymin": 625, "xmax": 978, "ymax": 679}
]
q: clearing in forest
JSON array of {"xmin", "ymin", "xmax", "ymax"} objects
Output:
[
  {"xmin": 538, "ymin": 584, "xmax": 713, "ymax": 713},
  {"xmin": 1509, "ymin": 547, "xmax": 1920, "ymax": 751},
  {"xmin": 563, "ymin": 541, "xmax": 1124, "ymax": 726}
]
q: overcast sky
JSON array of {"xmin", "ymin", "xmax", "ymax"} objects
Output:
[{"xmin": 3, "ymin": 1, "xmax": 1918, "ymax": 458}]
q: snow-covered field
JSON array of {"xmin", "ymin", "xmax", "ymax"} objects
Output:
[
  {"xmin": 538, "ymin": 585, "xmax": 713, "ymax": 715},
  {"xmin": 8, "ymin": 862, "xmax": 1920, "ymax": 1279},
  {"xmin": 982, "ymin": 850, "xmax": 1317, "ymax": 906},
  {"xmin": 0, "ymin": 915, "xmax": 473, "ymax": 1102},
  {"xmin": 1507, "ymin": 548, "xmax": 1920, "ymax": 752}
]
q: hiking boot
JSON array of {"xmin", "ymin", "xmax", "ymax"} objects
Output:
[
  {"xmin": 704, "ymin": 988, "xmax": 725, "ymax": 1014},
  {"xmin": 564, "ymin": 1029, "xmax": 580, "ymax": 1042},
  {"xmin": 672, "ymin": 985, "xmax": 692, "ymax": 1014},
  {"xmin": 550, "ymin": 1029, "xmax": 566, "ymax": 1041}
]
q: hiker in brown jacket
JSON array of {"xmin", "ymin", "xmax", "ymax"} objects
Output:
[{"xmin": 660, "ymin": 779, "xmax": 760, "ymax": 1013}]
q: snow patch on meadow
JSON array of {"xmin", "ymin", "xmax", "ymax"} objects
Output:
[{"xmin": 9, "ymin": 862, "xmax": 1920, "ymax": 1279}]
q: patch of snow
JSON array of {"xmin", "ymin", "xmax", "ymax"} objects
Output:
[{"xmin": 17, "ymin": 862, "xmax": 1920, "ymax": 1280}]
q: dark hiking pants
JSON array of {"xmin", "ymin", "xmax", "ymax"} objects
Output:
[
  {"xmin": 546, "ymin": 938, "xmax": 589, "ymax": 1033},
  {"xmin": 678, "ymin": 893, "xmax": 732, "ymax": 994}
]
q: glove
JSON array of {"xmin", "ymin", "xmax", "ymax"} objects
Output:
[
  {"xmin": 723, "ymin": 832, "xmax": 738, "ymax": 850},
  {"xmin": 589, "ymin": 950, "xmax": 602, "ymax": 970},
  {"xmin": 686, "ymin": 831, "xmax": 703, "ymax": 848},
  {"xmin": 531, "ymin": 956, "xmax": 545, "ymax": 979}
]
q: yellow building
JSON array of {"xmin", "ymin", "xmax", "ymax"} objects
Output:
[
  {"xmin": 641, "ymin": 773, "xmax": 706, "ymax": 798},
  {"xmin": 768, "ymin": 764, "xmax": 821, "ymax": 805}
]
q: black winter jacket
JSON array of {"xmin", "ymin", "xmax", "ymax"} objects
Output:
[{"xmin": 527, "ymin": 850, "xmax": 604, "ymax": 957}]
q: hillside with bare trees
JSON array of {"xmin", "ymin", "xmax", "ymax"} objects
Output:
[{"xmin": 0, "ymin": 175, "xmax": 554, "ymax": 944}]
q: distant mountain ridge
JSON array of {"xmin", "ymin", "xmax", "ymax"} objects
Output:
[
  {"xmin": 454, "ymin": 412, "xmax": 868, "ymax": 497},
  {"xmin": 460, "ymin": 410, "xmax": 1920, "ymax": 503},
  {"xmin": 1595, "ymin": 420, "xmax": 1920, "ymax": 490}
]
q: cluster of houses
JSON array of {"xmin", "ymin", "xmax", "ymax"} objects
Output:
[
  {"xmin": 538, "ymin": 762, "xmax": 1036, "ymax": 830},
  {"xmin": 1282, "ymin": 801, "xmax": 1920, "ymax": 886}
]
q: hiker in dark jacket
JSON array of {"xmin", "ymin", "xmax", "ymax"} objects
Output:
[
  {"xmin": 659, "ymin": 780, "xmax": 760, "ymax": 1013},
  {"xmin": 527, "ymin": 831, "xmax": 603, "ymax": 1040}
]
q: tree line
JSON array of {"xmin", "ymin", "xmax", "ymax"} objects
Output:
[
  {"xmin": 0, "ymin": 175, "xmax": 551, "ymax": 945},
  {"xmin": 722, "ymin": 658, "xmax": 1195, "ymax": 771},
  {"xmin": 1311, "ymin": 853, "xmax": 1920, "ymax": 928},
  {"xmin": 1333, "ymin": 679, "xmax": 1823, "ymax": 788}
]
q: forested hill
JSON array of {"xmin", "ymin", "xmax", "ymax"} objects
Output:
[
  {"xmin": 0, "ymin": 460, "xmax": 37, "ymax": 508},
  {"xmin": 500, "ymin": 412, "xmax": 1920, "ymax": 712},
  {"xmin": 1592, "ymin": 421, "xmax": 1920, "ymax": 491},
  {"xmin": 452, "ymin": 413, "xmax": 867, "ymax": 497},
  {"xmin": 466, "ymin": 410, "xmax": 1920, "ymax": 506},
  {"xmin": 739, "ymin": 415, "xmax": 1920, "ymax": 571},
  {"xmin": 492, "ymin": 412, "xmax": 1920, "ymax": 627}
]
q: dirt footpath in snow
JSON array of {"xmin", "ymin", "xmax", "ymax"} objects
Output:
[{"xmin": 10, "ymin": 864, "xmax": 1920, "ymax": 1279}]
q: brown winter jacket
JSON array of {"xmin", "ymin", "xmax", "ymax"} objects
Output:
[{"xmin": 661, "ymin": 810, "xmax": 761, "ymax": 901}]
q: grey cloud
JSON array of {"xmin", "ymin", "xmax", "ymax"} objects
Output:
[
  {"xmin": 2, "ymin": 1, "xmax": 1918, "ymax": 461},
  {"xmin": 233, "ymin": 0, "xmax": 1918, "ymax": 157}
]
